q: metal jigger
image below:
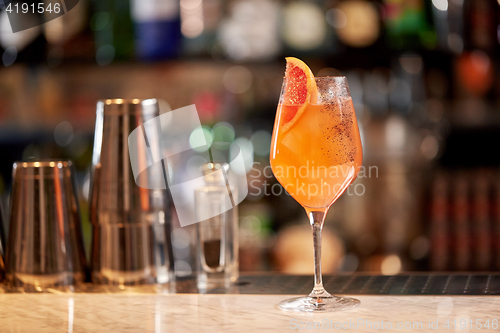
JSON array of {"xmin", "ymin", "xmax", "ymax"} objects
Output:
[
  {"xmin": 89, "ymin": 99, "xmax": 174, "ymax": 286},
  {"xmin": 5, "ymin": 161, "xmax": 87, "ymax": 291}
]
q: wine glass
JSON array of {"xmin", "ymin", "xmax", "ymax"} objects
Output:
[{"xmin": 270, "ymin": 76, "xmax": 363, "ymax": 312}]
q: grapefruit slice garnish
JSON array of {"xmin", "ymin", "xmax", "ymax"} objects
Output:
[{"xmin": 281, "ymin": 57, "xmax": 317, "ymax": 133}]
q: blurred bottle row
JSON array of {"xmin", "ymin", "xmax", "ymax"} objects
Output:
[
  {"xmin": 429, "ymin": 168, "xmax": 500, "ymax": 272},
  {"xmin": 1, "ymin": 0, "xmax": 500, "ymax": 65}
]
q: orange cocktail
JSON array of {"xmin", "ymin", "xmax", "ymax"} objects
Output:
[
  {"xmin": 271, "ymin": 100, "xmax": 362, "ymax": 208},
  {"xmin": 270, "ymin": 57, "xmax": 363, "ymax": 312}
]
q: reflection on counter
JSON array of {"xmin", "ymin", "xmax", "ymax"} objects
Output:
[{"xmin": 1, "ymin": 293, "xmax": 500, "ymax": 333}]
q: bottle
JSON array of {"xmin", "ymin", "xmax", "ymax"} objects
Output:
[
  {"xmin": 91, "ymin": 0, "xmax": 134, "ymax": 64},
  {"xmin": 464, "ymin": 0, "xmax": 497, "ymax": 51},
  {"xmin": 130, "ymin": 0, "xmax": 181, "ymax": 60},
  {"xmin": 383, "ymin": 0, "xmax": 436, "ymax": 50},
  {"xmin": 181, "ymin": 0, "xmax": 222, "ymax": 56},
  {"xmin": 195, "ymin": 162, "xmax": 238, "ymax": 291}
]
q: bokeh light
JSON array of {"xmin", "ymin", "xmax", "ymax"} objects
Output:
[
  {"xmin": 230, "ymin": 137, "xmax": 253, "ymax": 175},
  {"xmin": 54, "ymin": 121, "xmax": 74, "ymax": 147},
  {"xmin": 90, "ymin": 12, "xmax": 110, "ymax": 31},
  {"xmin": 250, "ymin": 130, "xmax": 271, "ymax": 157},
  {"xmin": 2, "ymin": 46, "xmax": 17, "ymax": 67},
  {"xmin": 381, "ymin": 255, "xmax": 402, "ymax": 275},
  {"xmin": 432, "ymin": 0, "xmax": 448, "ymax": 11},
  {"xmin": 338, "ymin": 253, "xmax": 359, "ymax": 273},
  {"xmin": 180, "ymin": 0, "xmax": 204, "ymax": 38},
  {"xmin": 189, "ymin": 126, "xmax": 213, "ymax": 152},
  {"xmin": 212, "ymin": 122, "xmax": 235, "ymax": 149},
  {"xmin": 223, "ymin": 66, "xmax": 253, "ymax": 94},
  {"xmin": 172, "ymin": 228, "xmax": 191, "ymax": 260},
  {"xmin": 186, "ymin": 155, "xmax": 208, "ymax": 178},
  {"xmin": 410, "ymin": 236, "xmax": 431, "ymax": 260},
  {"xmin": 96, "ymin": 44, "xmax": 115, "ymax": 66}
]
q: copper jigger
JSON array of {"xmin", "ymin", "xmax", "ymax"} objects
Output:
[
  {"xmin": 90, "ymin": 99, "xmax": 174, "ymax": 286},
  {"xmin": 5, "ymin": 160, "xmax": 87, "ymax": 290}
]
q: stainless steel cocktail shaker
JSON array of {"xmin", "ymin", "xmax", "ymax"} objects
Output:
[{"xmin": 89, "ymin": 99, "xmax": 174, "ymax": 286}]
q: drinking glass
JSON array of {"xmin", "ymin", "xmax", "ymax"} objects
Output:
[
  {"xmin": 5, "ymin": 160, "xmax": 87, "ymax": 290},
  {"xmin": 195, "ymin": 162, "xmax": 239, "ymax": 291},
  {"xmin": 270, "ymin": 76, "xmax": 363, "ymax": 312}
]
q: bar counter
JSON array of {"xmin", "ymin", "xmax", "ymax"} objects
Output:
[{"xmin": 1, "ymin": 274, "xmax": 500, "ymax": 332}]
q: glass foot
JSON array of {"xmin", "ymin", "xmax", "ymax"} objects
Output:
[{"xmin": 279, "ymin": 295, "xmax": 360, "ymax": 312}]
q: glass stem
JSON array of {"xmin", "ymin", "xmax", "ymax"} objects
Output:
[{"xmin": 307, "ymin": 209, "xmax": 332, "ymax": 298}]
